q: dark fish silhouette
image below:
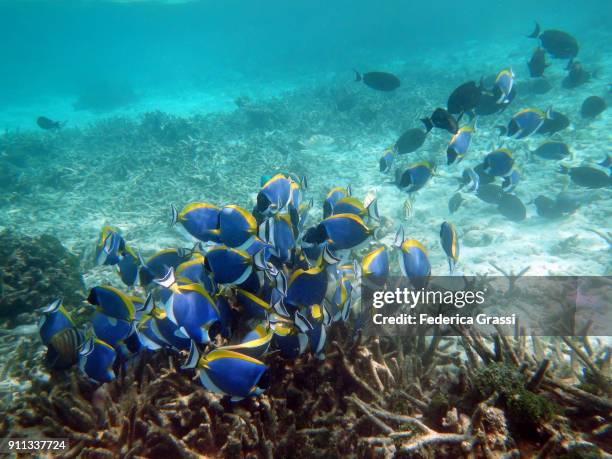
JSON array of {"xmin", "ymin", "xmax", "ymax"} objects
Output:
[
  {"xmin": 560, "ymin": 165, "xmax": 611, "ymax": 188},
  {"xmin": 394, "ymin": 128, "xmax": 427, "ymax": 154},
  {"xmin": 581, "ymin": 96, "xmax": 606, "ymax": 118},
  {"xmin": 421, "ymin": 108, "xmax": 459, "ymax": 134},
  {"xmin": 533, "ymin": 141, "xmax": 570, "ymax": 160},
  {"xmin": 538, "ymin": 110, "xmax": 570, "ymax": 135},
  {"xmin": 37, "ymin": 116, "xmax": 63, "ymax": 130},
  {"xmin": 476, "ymin": 184, "xmax": 503, "ymax": 204},
  {"xmin": 527, "ymin": 48, "xmax": 549, "ymax": 77},
  {"xmin": 447, "ymin": 81, "xmax": 481, "ymax": 116},
  {"xmin": 448, "ymin": 192, "xmax": 464, "ymax": 214},
  {"xmin": 475, "ymin": 86, "xmax": 515, "ymax": 116},
  {"xmin": 497, "ymin": 193, "xmax": 527, "ymax": 222},
  {"xmin": 528, "ymin": 22, "xmax": 579, "ymax": 59},
  {"xmin": 354, "ymin": 70, "xmax": 400, "ymax": 92},
  {"xmin": 533, "ymin": 196, "xmax": 563, "ymax": 219},
  {"xmin": 562, "ymin": 61, "xmax": 593, "ymax": 89}
]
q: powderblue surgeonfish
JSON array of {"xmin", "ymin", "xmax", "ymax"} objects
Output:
[
  {"xmin": 323, "ymin": 186, "xmax": 351, "ymax": 218},
  {"xmin": 174, "ymin": 254, "xmax": 215, "ymax": 292},
  {"xmin": 304, "ymin": 304, "xmax": 331, "ymax": 359},
  {"xmin": 259, "ymin": 213, "xmax": 296, "ymax": 263},
  {"xmin": 138, "ymin": 311, "xmax": 192, "ymax": 351},
  {"xmin": 394, "ymin": 227, "xmax": 431, "ymax": 289},
  {"xmin": 38, "ymin": 299, "xmax": 84, "ymax": 369},
  {"xmin": 203, "ymin": 245, "xmax": 253, "ymax": 285},
  {"xmin": 482, "ymin": 148, "xmax": 514, "ymax": 177},
  {"xmin": 219, "ymin": 205, "xmax": 258, "ymax": 248},
  {"xmin": 507, "ymin": 108, "xmax": 552, "ymax": 139},
  {"xmin": 502, "ymin": 169, "xmax": 521, "ymax": 192},
  {"xmin": 379, "ymin": 147, "xmax": 395, "ymax": 173},
  {"xmin": 447, "ymin": 125, "xmax": 475, "ymax": 165},
  {"xmin": 219, "ymin": 324, "xmax": 274, "ymax": 359},
  {"xmin": 171, "ymin": 202, "xmax": 221, "ymax": 243},
  {"xmin": 95, "ymin": 226, "xmax": 124, "ymax": 266},
  {"xmin": 495, "ymin": 68, "xmax": 515, "ymax": 104},
  {"xmin": 139, "ymin": 248, "xmax": 192, "ymax": 288},
  {"xmin": 286, "ymin": 263, "xmax": 329, "ymax": 307},
  {"xmin": 439, "ymin": 222, "xmax": 460, "ymax": 274},
  {"xmin": 311, "ymin": 213, "xmax": 373, "ymax": 252},
  {"xmin": 360, "ymin": 246, "xmax": 389, "ymax": 287},
  {"xmin": 158, "ymin": 270, "xmax": 221, "ymax": 344},
  {"xmin": 331, "ymin": 196, "xmax": 379, "ymax": 222},
  {"xmin": 325, "ymin": 276, "xmax": 353, "ymax": 323},
  {"xmin": 256, "ymin": 173, "xmax": 293, "ymax": 215},
  {"xmin": 269, "ymin": 313, "xmax": 310, "ymax": 359},
  {"xmin": 395, "ymin": 162, "xmax": 434, "ymax": 193},
  {"xmin": 95, "ymin": 226, "xmax": 140, "ymax": 286},
  {"xmin": 236, "ymin": 288, "xmax": 273, "ymax": 320},
  {"xmin": 79, "ymin": 337, "xmax": 117, "ymax": 384},
  {"xmin": 91, "ymin": 311, "xmax": 133, "ymax": 348},
  {"xmin": 87, "ymin": 285, "xmax": 136, "ymax": 322},
  {"xmin": 183, "ymin": 345, "xmax": 268, "ymax": 401}
]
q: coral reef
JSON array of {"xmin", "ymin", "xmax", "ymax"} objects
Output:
[
  {"xmin": 0, "ymin": 230, "xmax": 85, "ymax": 319},
  {"xmin": 2, "ymin": 321, "xmax": 610, "ymax": 458}
]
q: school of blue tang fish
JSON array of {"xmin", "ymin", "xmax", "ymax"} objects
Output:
[{"xmin": 37, "ymin": 21, "xmax": 610, "ymax": 402}]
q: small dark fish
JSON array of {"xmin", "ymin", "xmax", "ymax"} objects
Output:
[
  {"xmin": 475, "ymin": 87, "xmax": 515, "ymax": 116},
  {"xmin": 447, "ymin": 81, "xmax": 481, "ymax": 115},
  {"xmin": 533, "ymin": 141, "xmax": 570, "ymax": 160},
  {"xmin": 421, "ymin": 108, "xmax": 458, "ymax": 134},
  {"xmin": 581, "ymin": 96, "xmax": 607, "ymax": 119},
  {"xmin": 528, "ymin": 48, "xmax": 549, "ymax": 77},
  {"xmin": 562, "ymin": 61, "xmax": 592, "ymax": 89},
  {"xmin": 561, "ymin": 166, "xmax": 611, "ymax": 188},
  {"xmin": 37, "ymin": 116, "xmax": 63, "ymax": 130},
  {"xmin": 533, "ymin": 196, "xmax": 563, "ymax": 219},
  {"xmin": 528, "ymin": 22, "xmax": 579, "ymax": 59},
  {"xmin": 448, "ymin": 193, "xmax": 464, "ymax": 214},
  {"xmin": 476, "ymin": 184, "xmax": 503, "ymax": 204},
  {"xmin": 394, "ymin": 128, "xmax": 427, "ymax": 154},
  {"xmin": 554, "ymin": 192, "xmax": 581, "ymax": 214},
  {"xmin": 497, "ymin": 193, "xmax": 527, "ymax": 222},
  {"xmin": 473, "ymin": 163, "xmax": 496, "ymax": 185},
  {"xmin": 354, "ymin": 70, "xmax": 400, "ymax": 92},
  {"xmin": 538, "ymin": 111, "xmax": 570, "ymax": 135}
]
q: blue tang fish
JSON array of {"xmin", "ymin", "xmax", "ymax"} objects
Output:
[
  {"xmin": 360, "ymin": 246, "xmax": 389, "ymax": 287},
  {"xmin": 439, "ymin": 222, "xmax": 460, "ymax": 274},
  {"xmin": 483, "ymin": 148, "xmax": 514, "ymax": 177},
  {"xmin": 323, "ymin": 186, "xmax": 351, "ymax": 218},
  {"xmin": 184, "ymin": 345, "xmax": 268, "ymax": 400},
  {"xmin": 79, "ymin": 337, "xmax": 117, "ymax": 384},
  {"xmin": 162, "ymin": 279, "xmax": 221, "ymax": 344},
  {"xmin": 171, "ymin": 202, "xmax": 221, "ymax": 243},
  {"xmin": 88, "ymin": 285, "xmax": 136, "ymax": 322},
  {"xmin": 495, "ymin": 68, "xmax": 515, "ymax": 103},
  {"xmin": 204, "ymin": 245, "xmax": 253, "ymax": 285},
  {"xmin": 395, "ymin": 162, "xmax": 434, "ymax": 193},
  {"xmin": 507, "ymin": 108, "xmax": 552, "ymax": 139},
  {"xmin": 394, "ymin": 227, "xmax": 431, "ymax": 289},
  {"xmin": 447, "ymin": 125, "xmax": 475, "ymax": 165},
  {"xmin": 219, "ymin": 205, "xmax": 258, "ymax": 248},
  {"xmin": 379, "ymin": 147, "xmax": 395, "ymax": 173},
  {"xmin": 256, "ymin": 173, "xmax": 293, "ymax": 215}
]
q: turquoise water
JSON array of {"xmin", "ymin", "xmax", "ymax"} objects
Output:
[{"xmin": 0, "ymin": 0, "xmax": 610, "ymax": 126}]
